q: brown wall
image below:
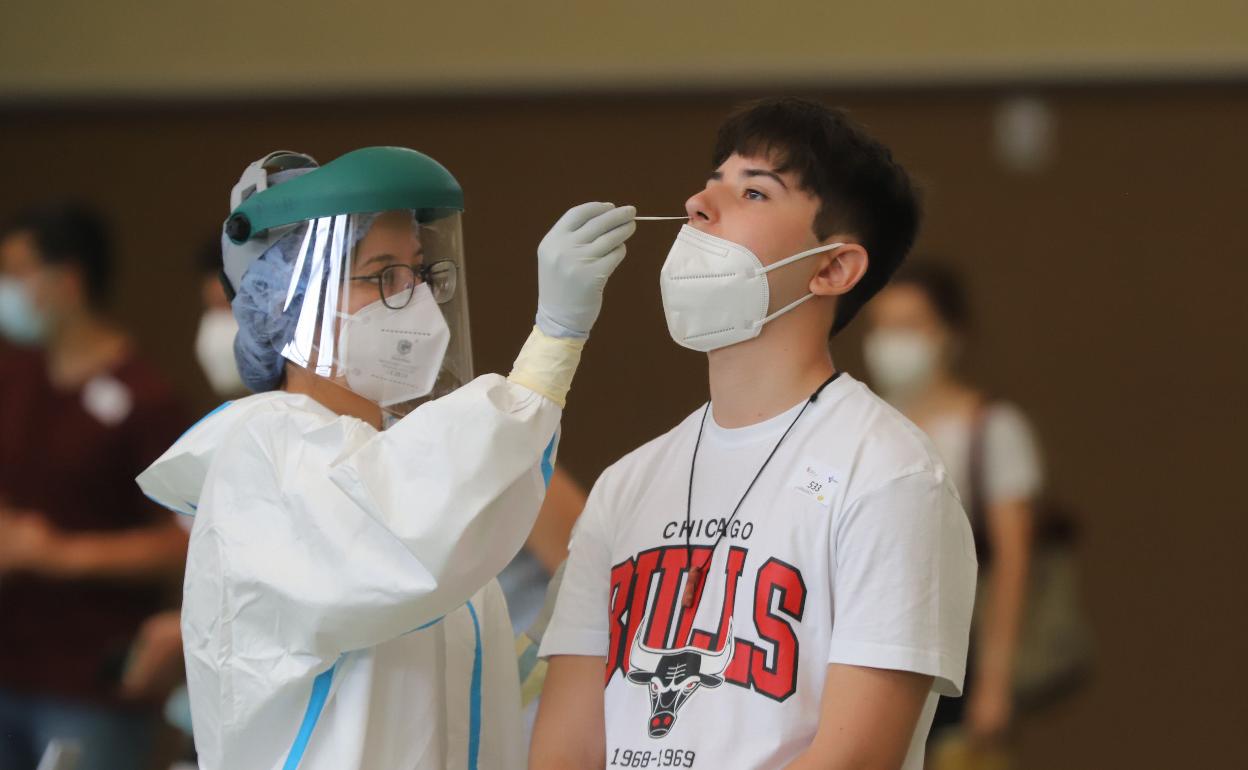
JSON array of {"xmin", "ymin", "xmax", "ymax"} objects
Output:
[
  {"xmin": 1, "ymin": 86, "xmax": 1244, "ymax": 768},
  {"xmin": 5, "ymin": 0, "xmax": 1248, "ymax": 97}
]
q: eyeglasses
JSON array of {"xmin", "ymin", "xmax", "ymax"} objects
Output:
[{"xmin": 350, "ymin": 260, "xmax": 458, "ymax": 309}]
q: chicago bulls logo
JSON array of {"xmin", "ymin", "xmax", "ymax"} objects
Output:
[{"xmin": 626, "ymin": 622, "xmax": 733, "ymax": 738}]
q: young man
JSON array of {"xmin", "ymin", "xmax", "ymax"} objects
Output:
[{"xmin": 532, "ymin": 98, "xmax": 977, "ymax": 770}]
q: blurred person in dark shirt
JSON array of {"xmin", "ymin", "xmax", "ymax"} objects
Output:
[{"xmin": 0, "ymin": 202, "xmax": 189, "ymax": 770}]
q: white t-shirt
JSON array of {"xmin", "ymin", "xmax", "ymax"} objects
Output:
[
  {"xmin": 923, "ymin": 403, "xmax": 1044, "ymax": 509},
  {"xmin": 540, "ymin": 374, "xmax": 978, "ymax": 770}
]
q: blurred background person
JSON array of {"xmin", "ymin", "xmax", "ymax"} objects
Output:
[
  {"xmin": 192, "ymin": 235, "xmax": 246, "ymax": 402},
  {"xmin": 0, "ymin": 203, "xmax": 190, "ymax": 770},
  {"xmin": 505, "ymin": 468, "xmax": 587, "ymax": 755},
  {"xmin": 863, "ymin": 262, "xmax": 1051, "ymax": 767},
  {"xmin": 499, "ymin": 467, "xmax": 587, "ymax": 633}
]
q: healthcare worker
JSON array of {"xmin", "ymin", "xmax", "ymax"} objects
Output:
[{"xmin": 136, "ymin": 147, "xmax": 637, "ymax": 770}]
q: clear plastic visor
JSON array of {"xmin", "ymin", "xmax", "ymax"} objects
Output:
[{"xmin": 274, "ymin": 209, "xmax": 471, "ymax": 417}]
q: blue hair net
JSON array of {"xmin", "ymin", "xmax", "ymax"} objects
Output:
[{"xmin": 231, "ymin": 226, "xmax": 311, "ymax": 392}]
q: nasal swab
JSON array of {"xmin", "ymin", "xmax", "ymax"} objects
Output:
[{"xmin": 634, "ymin": 216, "xmax": 687, "ymax": 221}]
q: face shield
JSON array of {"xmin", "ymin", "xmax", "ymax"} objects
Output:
[
  {"xmin": 223, "ymin": 147, "xmax": 472, "ymax": 421},
  {"xmin": 283, "ymin": 208, "xmax": 470, "ymax": 416}
]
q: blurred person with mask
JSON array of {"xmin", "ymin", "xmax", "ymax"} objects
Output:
[
  {"xmin": 193, "ymin": 235, "xmax": 247, "ymax": 400},
  {"xmin": 0, "ymin": 203, "xmax": 190, "ymax": 770},
  {"xmin": 136, "ymin": 148, "xmax": 636, "ymax": 770},
  {"xmin": 862, "ymin": 262, "xmax": 1043, "ymax": 762}
]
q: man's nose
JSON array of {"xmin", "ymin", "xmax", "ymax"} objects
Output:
[{"xmin": 685, "ymin": 190, "xmax": 715, "ymax": 225}]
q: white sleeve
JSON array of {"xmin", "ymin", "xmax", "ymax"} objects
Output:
[
  {"xmin": 982, "ymin": 404, "xmax": 1044, "ymax": 505},
  {"xmin": 537, "ymin": 474, "xmax": 615, "ymax": 658},
  {"xmin": 205, "ymin": 373, "xmax": 561, "ymax": 658},
  {"xmin": 827, "ymin": 471, "xmax": 978, "ymax": 696}
]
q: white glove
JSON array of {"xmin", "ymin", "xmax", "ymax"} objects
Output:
[{"xmin": 535, "ymin": 202, "xmax": 636, "ymax": 339}]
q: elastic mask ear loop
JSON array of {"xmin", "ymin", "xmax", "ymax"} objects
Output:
[
  {"xmin": 751, "ymin": 241, "xmax": 845, "ymax": 329},
  {"xmin": 756, "ymin": 241, "xmax": 845, "ymax": 277},
  {"xmin": 754, "ymin": 293, "xmax": 817, "ymax": 328}
]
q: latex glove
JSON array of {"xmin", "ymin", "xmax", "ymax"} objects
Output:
[{"xmin": 535, "ymin": 202, "xmax": 636, "ymax": 339}]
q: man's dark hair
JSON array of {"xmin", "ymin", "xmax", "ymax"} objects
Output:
[
  {"xmin": 712, "ymin": 97, "xmax": 921, "ymax": 335},
  {"xmin": 890, "ymin": 260, "xmax": 970, "ymax": 332},
  {"xmin": 3, "ymin": 202, "xmax": 114, "ymax": 307}
]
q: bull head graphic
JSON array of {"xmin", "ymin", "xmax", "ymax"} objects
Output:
[{"xmin": 626, "ymin": 623, "xmax": 734, "ymax": 738}]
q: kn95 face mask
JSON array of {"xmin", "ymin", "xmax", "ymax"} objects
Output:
[
  {"xmin": 338, "ymin": 283, "xmax": 451, "ymax": 407},
  {"xmin": 659, "ymin": 225, "xmax": 842, "ymax": 352}
]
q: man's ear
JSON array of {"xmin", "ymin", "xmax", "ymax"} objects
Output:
[{"xmin": 809, "ymin": 242, "xmax": 868, "ymax": 298}]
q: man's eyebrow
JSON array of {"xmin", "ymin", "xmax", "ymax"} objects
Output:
[
  {"xmin": 742, "ymin": 168, "xmax": 788, "ymax": 190},
  {"xmin": 707, "ymin": 170, "xmax": 723, "ymax": 182}
]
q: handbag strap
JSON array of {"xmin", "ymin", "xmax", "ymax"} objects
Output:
[{"xmin": 967, "ymin": 398, "xmax": 994, "ymax": 564}]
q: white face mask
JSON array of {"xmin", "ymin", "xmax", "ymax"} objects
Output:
[
  {"xmin": 0, "ymin": 277, "xmax": 46, "ymax": 346},
  {"xmin": 862, "ymin": 329, "xmax": 939, "ymax": 400},
  {"xmin": 659, "ymin": 225, "xmax": 843, "ymax": 352},
  {"xmin": 338, "ymin": 283, "xmax": 450, "ymax": 407},
  {"xmin": 195, "ymin": 308, "xmax": 245, "ymax": 396}
]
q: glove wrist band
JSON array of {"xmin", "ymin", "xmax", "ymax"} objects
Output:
[{"xmin": 508, "ymin": 326, "xmax": 585, "ymax": 407}]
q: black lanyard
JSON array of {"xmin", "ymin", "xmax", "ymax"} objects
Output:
[{"xmin": 681, "ymin": 372, "xmax": 841, "ymax": 608}]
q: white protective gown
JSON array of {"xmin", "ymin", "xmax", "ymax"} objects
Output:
[{"xmin": 137, "ymin": 373, "xmax": 561, "ymax": 770}]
